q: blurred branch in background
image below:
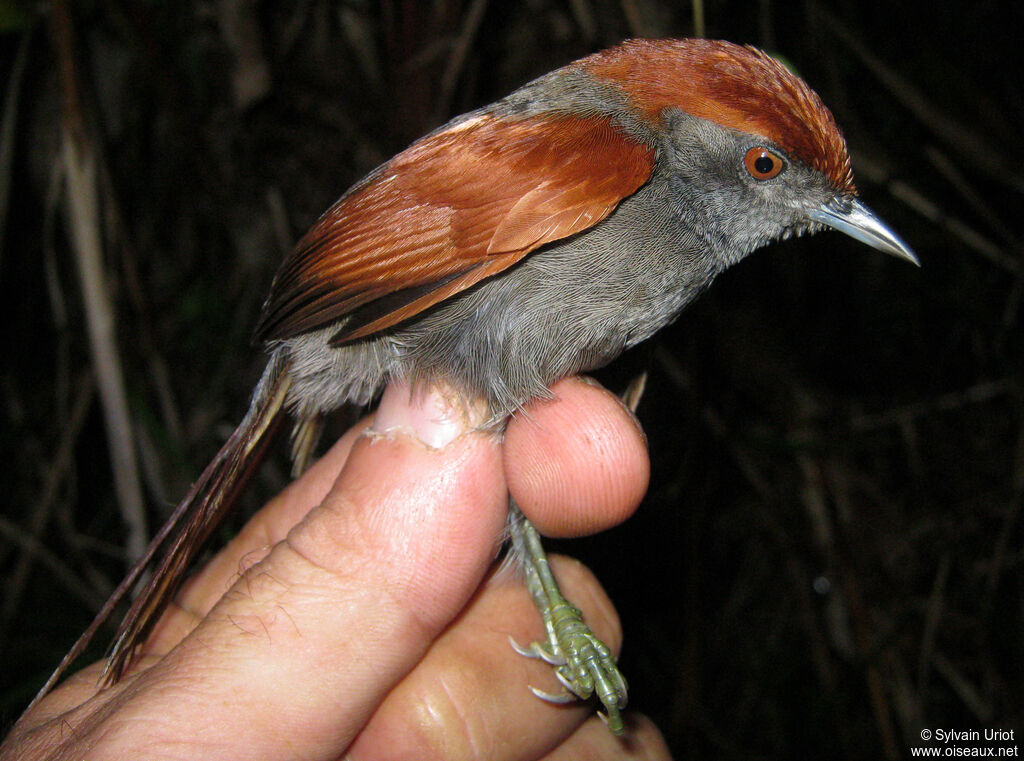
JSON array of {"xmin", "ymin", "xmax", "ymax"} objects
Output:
[
  {"xmin": 49, "ymin": 0, "xmax": 147, "ymax": 558},
  {"xmin": 0, "ymin": 22, "xmax": 31, "ymax": 265}
]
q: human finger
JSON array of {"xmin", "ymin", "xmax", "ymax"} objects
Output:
[{"xmin": 504, "ymin": 376, "xmax": 649, "ymax": 538}]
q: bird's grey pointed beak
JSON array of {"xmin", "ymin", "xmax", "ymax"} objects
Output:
[{"xmin": 809, "ymin": 197, "xmax": 919, "ymax": 266}]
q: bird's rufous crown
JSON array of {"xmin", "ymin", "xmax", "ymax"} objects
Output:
[{"xmin": 582, "ymin": 38, "xmax": 856, "ymax": 194}]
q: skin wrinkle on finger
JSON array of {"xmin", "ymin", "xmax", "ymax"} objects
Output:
[
  {"xmin": 55, "ymin": 426, "xmax": 509, "ymax": 761},
  {"xmin": 154, "ymin": 418, "xmax": 373, "ymax": 641},
  {"xmin": 243, "ymin": 436, "xmax": 503, "ymax": 653},
  {"xmin": 151, "ymin": 415, "xmax": 504, "ymax": 693},
  {"xmin": 10, "ymin": 668, "xmax": 115, "ymax": 754},
  {"xmin": 408, "ymin": 669, "xmax": 484, "ymax": 761},
  {"xmin": 297, "ymin": 434, "xmax": 507, "ymax": 622},
  {"xmin": 25, "ymin": 669, "xmax": 177, "ymax": 760},
  {"xmin": 406, "ymin": 639, "xmax": 509, "ymax": 761},
  {"xmin": 96, "ymin": 559, "xmax": 427, "ymax": 756},
  {"xmin": 145, "ymin": 408, "xmax": 494, "ymax": 665},
  {"xmin": 143, "ymin": 530, "xmax": 281, "ymax": 658},
  {"xmin": 347, "ymin": 556, "xmax": 621, "ymax": 761}
]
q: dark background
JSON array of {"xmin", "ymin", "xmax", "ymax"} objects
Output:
[{"xmin": 1, "ymin": 1, "xmax": 1021, "ymax": 758}]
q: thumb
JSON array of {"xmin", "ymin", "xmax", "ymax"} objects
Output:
[{"xmin": 95, "ymin": 383, "xmax": 507, "ymax": 760}]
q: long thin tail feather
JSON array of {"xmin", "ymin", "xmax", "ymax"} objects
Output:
[{"xmin": 29, "ymin": 356, "xmax": 292, "ymax": 709}]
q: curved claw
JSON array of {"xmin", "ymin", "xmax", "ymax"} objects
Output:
[
  {"xmin": 529, "ymin": 685, "xmax": 577, "ymax": 704},
  {"xmin": 507, "ymin": 635, "xmax": 535, "ymax": 658},
  {"xmin": 508, "ymin": 635, "xmax": 567, "ymax": 666}
]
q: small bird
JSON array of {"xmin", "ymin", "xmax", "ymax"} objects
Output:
[{"xmin": 47, "ymin": 37, "xmax": 916, "ymax": 733}]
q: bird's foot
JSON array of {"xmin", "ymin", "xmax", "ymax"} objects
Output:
[
  {"xmin": 509, "ymin": 597, "xmax": 628, "ymax": 734},
  {"xmin": 506, "ymin": 500, "xmax": 628, "ymax": 734},
  {"xmin": 505, "ymin": 373, "xmax": 644, "ymax": 735}
]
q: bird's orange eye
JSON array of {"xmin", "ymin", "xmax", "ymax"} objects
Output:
[{"xmin": 744, "ymin": 147, "xmax": 785, "ymax": 180}]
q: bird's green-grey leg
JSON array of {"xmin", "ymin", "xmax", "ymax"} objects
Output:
[
  {"xmin": 506, "ymin": 372, "xmax": 646, "ymax": 735},
  {"xmin": 507, "ymin": 499, "xmax": 628, "ymax": 734}
]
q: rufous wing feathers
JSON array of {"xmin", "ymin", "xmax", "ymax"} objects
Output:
[{"xmin": 253, "ymin": 113, "xmax": 654, "ymax": 345}]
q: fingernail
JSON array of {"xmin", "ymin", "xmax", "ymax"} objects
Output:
[{"xmin": 368, "ymin": 380, "xmax": 488, "ymax": 449}]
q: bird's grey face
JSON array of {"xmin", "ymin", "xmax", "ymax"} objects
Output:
[
  {"xmin": 656, "ymin": 108, "xmax": 916, "ymax": 266},
  {"xmin": 657, "ymin": 108, "xmax": 838, "ymax": 262}
]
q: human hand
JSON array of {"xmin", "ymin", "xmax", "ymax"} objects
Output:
[{"xmin": 3, "ymin": 377, "xmax": 670, "ymax": 760}]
